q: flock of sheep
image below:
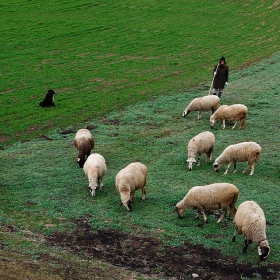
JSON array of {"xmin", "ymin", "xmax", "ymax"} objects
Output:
[{"xmin": 73, "ymin": 93, "xmax": 270, "ymax": 261}]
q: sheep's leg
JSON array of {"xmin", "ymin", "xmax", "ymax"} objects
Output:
[
  {"xmin": 232, "ymin": 226, "xmax": 238, "ymax": 242},
  {"xmin": 197, "ymin": 155, "xmax": 201, "ymax": 166},
  {"xmin": 195, "ymin": 208, "xmax": 208, "ymax": 223},
  {"xmin": 243, "ymin": 163, "xmax": 254, "ymax": 175},
  {"xmin": 194, "ymin": 211, "xmax": 200, "ymax": 219},
  {"xmin": 232, "ymin": 120, "xmax": 238, "ymax": 129},
  {"xmin": 205, "ymin": 153, "xmax": 209, "ymax": 163},
  {"xmin": 206, "ymin": 149, "xmax": 213, "ymax": 163},
  {"xmin": 243, "ymin": 236, "xmax": 252, "ymax": 253},
  {"xmin": 241, "ymin": 117, "xmax": 246, "ymax": 129},
  {"xmin": 222, "ymin": 119, "xmax": 226, "ymax": 129},
  {"xmin": 130, "ymin": 191, "xmax": 135, "ymax": 202},
  {"xmin": 217, "ymin": 207, "xmax": 227, "ymax": 223},
  {"xmin": 197, "ymin": 111, "xmax": 202, "ymax": 120},
  {"xmin": 224, "ymin": 162, "xmax": 232, "ymax": 174},
  {"xmin": 98, "ymin": 178, "xmax": 103, "ymax": 190},
  {"xmin": 141, "ymin": 187, "xmax": 147, "ymax": 200},
  {"xmin": 233, "ymin": 162, "xmax": 237, "ymax": 173},
  {"xmin": 249, "ymin": 165, "xmax": 255, "ymax": 176},
  {"xmin": 200, "ymin": 209, "xmax": 208, "ymax": 223}
]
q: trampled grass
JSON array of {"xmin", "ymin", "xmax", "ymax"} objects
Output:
[
  {"xmin": 1, "ymin": 52, "xmax": 280, "ymax": 270},
  {"xmin": 1, "ymin": 1, "xmax": 280, "ymax": 145}
]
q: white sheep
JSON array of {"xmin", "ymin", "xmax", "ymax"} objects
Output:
[
  {"xmin": 213, "ymin": 142, "xmax": 261, "ymax": 175},
  {"xmin": 83, "ymin": 153, "xmax": 107, "ymax": 197},
  {"xmin": 182, "ymin": 95, "xmax": 220, "ymax": 120},
  {"xmin": 232, "ymin": 200, "xmax": 270, "ymax": 260},
  {"xmin": 210, "ymin": 104, "xmax": 248, "ymax": 129},
  {"xmin": 74, "ymin": 128, "xmax": 94, "ymax": 168},
  {"xmin": 173, "ymin": 183, "xmax": 239, "ymax": 223},
  {"xmin": 186, "ymin": 131, "xmax": 215, "ymax": 170},
  {"xmin": 115, "ymin": 162, "xmax": 147, "ymax": 211}
]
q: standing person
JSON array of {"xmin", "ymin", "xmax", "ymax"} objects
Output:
[{"xmin": 212, "ymin": 56, "xmax": 229, "ymax": 98}]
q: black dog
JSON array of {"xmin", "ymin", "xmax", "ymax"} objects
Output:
[{"xmin": 39, "ymin": 89, "xmax": 56, "ymax": 107}]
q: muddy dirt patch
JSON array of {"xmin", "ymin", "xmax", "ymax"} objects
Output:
[{"xmin": 45, "ymin": 219, "xmax": 280, "ymax": 280}]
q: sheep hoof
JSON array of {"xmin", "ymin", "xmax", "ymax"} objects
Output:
[{"xmin": 232, "ymin": 236, "xmax": 236, "ymax": 242}]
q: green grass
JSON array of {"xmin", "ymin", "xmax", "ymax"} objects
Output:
[
  {"xmin": 0, "ymin": 1, "xmax": 280, "ymax": 278},
  {"xmin": 1, "ymin": 1, "xmax": 280, "ymax": 145},
  {"xmin": 1, "ymin": 51, "xmax": 280, "ymax": 266}
]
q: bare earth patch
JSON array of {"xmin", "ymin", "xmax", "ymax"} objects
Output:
[{"xmin": 45, "ymin": 219, "xmax": 280, "ymax": 280}]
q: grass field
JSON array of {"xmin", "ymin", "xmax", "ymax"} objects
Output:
[
  {"xmin": 1, "ymin": 1, "xmax": 280, "ymax": 146},
  {"xmin": 1, "ymin": 1, "xmax": 280, "ymax": 279}
]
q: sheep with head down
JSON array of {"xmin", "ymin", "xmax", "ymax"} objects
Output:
[
  {"xmin": 173, "ymin": 183, "xmax": 239, "ymax": 223},
  {"xmin": 232, "ymin": 200, "xmax": 270, "ymax": 261},
  {"xmin": 182, "ymin": 95, "xmax": 220, "ymax": 120},
  {"xmin": 115, "ymin": 162, "xmax": 147, "ymax": 211},
  {"xmin": 210, "ymin": 104, "xmax": 248, "ymax": 129},
  {"xmin": 186, "ymin": 131, "xmax": 215, "ymax": 170},
  {"xmin": 83, "ymin": 153, "xmax": 107, "ymax": 197},
  {"xmin": 213, "ymin": 141, "xmax": 261, "ymax": 175},
  {"xmin": 74, "ymin": 128, "xmax": 94, "ymax": 168}
]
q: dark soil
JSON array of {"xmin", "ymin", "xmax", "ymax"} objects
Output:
[{"xmin": 45, "ymin": 219, "xmax": 280, "ymax": 280}]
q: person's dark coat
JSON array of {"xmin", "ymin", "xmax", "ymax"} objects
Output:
[{"xmin": 213, "ymin": 59, "xmax": 229, "ymax": 89}]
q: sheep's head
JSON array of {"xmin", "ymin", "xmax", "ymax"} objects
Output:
[
  {"xmin": 88, "ymin": 186, "xmax": 97, "ymax": 197},
  {"xmin": 258, "ymin": 241, "xmax": 270, "ymax": 261},
  {"xmin": 120, "ymin": 200, "xmax": 132, "ymax": 211},
  {"xmin": 213, "ymin": 162, "xmax": 220, "ymax": 172},
  {"xmin": 182, "ymin": 110, "xmax": 190, "ymax": 118},
  {"xmin": 172, "ymin": 206, "xmax": 183, "ymax": 218},
  {"xmin": 209, "ymin": 116, "xmax": 215, "ymax": 128},
  {"xmin": 186, "ymin": 158, "xmax": 196, "ymax": 170},
  {"xmin": 77, "ymin": 157, "xmax": 85, "ymax": 168}
]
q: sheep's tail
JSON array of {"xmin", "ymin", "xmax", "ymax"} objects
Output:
[
  {"xmin": 241, "ymin": 111, "xmax": 248, "ymax": 128},
  {"xmin": 255, "ymin": 151, "xmax": 261, "ymax": 164}
]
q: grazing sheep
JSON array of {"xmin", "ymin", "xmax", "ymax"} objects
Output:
[
  {"xmin": 213, "ymin": 142, "xmax": 261, "ymax": 175},
  {"xmin": 39, "ymin": 89, "xmax": 56, "ymax": 107},
  {"xmin": 74, "ymin": 129, "xmax": 94, "ymax": 168},
  {"xmin": 83, "ymin": 153, "xmax": 107, "ymax": 197},
  {"xmin": 232, "ymin": 200, "xmax": 270, "ymax": 260},
  {"xmin": 186, "ymin": 131, "xmax": 215, "ymax": 170},
  {"xmin": 210, "ymin": 104, "xmax": 248, "ymax": 129},
  {"xmin": 173, "ymin": 183, "xmax": 239, "ymax": 223},
  {"xmin": 116, "ymin": 162, "xmax": 147, "ymax": 211},
  {"xmin": 182, "ymin": 95, "xmax": 220, "ymax": 120}
]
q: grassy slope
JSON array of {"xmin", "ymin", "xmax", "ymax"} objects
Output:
[
  {"xmin": 0, "ymin": 1, "xmax": 280, "ymax": 145},
  {"xmin": 0, "ymin": 52, "xmax": 280, "ymax": 278},
  {"xmin": 1, "ymin": 1, "xmax": 280, "ymax": 279}
]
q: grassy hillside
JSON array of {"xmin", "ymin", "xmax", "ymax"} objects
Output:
[
  {"xmin": 1, "ymin": 0, "xmax": 280, "ymax": 145},
  {"xmin": 1, "ymin": 51, "xmax": 280, "ymax": 279},
  {"xmin": 1, "ymin": 1, "xmax": 280, "ymax": 279}
]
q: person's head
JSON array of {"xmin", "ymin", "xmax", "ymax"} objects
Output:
[{"xmin": 219, "ymin": 56, "xmax": 226, "ymax": 65}]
